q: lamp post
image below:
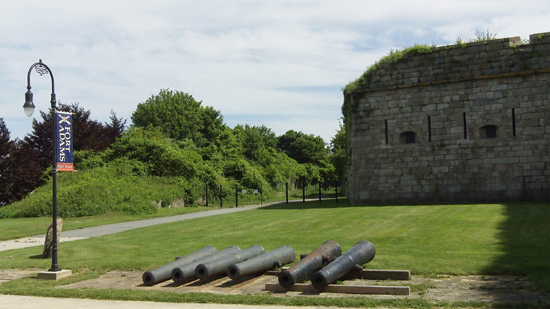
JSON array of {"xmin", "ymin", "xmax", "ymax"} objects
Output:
[{"xmin": 23, "ymin": 59, "xmax": 61, "ymax": 272}]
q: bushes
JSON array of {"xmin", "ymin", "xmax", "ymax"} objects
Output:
[
  {"xmin": 0, "ymin": 166, "xmax": 199, "ymax": 218},
  {"xmin": 0, "ymin": 127, "xmax": 215, "ymax": 218}
]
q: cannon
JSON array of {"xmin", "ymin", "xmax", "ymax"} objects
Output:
[
  {"xmin": 142, "ymin": 245, "xmax": 217, "ymax": 286},
  {"xmin": 171, "ymin": 246, "xmax": 241, "ymax": 284},
  {"xmin": 227, "ymin": 245, "xmax": 295, "ymax": 279},
  {"xmin": 195, "ymin": 245, "xmax": 265, "ymax": 280},
  {"xmin": 278, "ymin": 240, "xmax": 341, "ymax": 288},
  {"xmin": 310, "ymin": 240, "xmax": 376, "ymax": 289}
]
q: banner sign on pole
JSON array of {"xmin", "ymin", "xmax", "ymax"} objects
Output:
[{"xmin": 55, "ymin": 111, "xmax": 74, "ymax": 171}]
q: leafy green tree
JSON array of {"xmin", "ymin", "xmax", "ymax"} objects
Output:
[
  {"xmin": 131, "ymin": 89, "xmax": 230, "ymax": 159},
  {"xmin": 329, "ymin": 121, "xmax": 347, "ymax": 184},
  {"xmin": 222, "ymin": 157, "xmax": 265, "ymax": 188},
  {"xmin": 260, "ymin": 149, "xmax": 301, "ymax": 186},
  {"xmin": 233, "ymin": 124, "xmax": 277, "ymax": 162},
  {"xmin": 230, "ymin": 125, "xmax": 309, "ymax": 187},
  {"xmin": 105, "ymin": 127, "xmax": 219, "ymax": 185},
  {"xmin": 277, "ymin": 130, "xmax": 329, "ymax": 167},
  {"xmin": 277, "ymin": 130, "xmax": 336, "ymax": 186}
]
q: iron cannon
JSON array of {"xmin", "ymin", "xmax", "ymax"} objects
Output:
[
  {"xmin": 278, "ymin": 240, "xmax": 341, "ymax": 288},
  {"xmin": 227, "ymin": 245, "xmax": 295, "ymax": 279},
  {"xmin": 171, "ymin": 246, "xmax": 241, "ymax": 284},
  {"xmin": 195, "ymin": 245, "xmax": 265, "ymax": 280},
  {"xmin": 310, "ymin": 240, "xmax": 376, "ymax": 289},
  {"xmin": 142, "ymin": 245, "xmax": 217, "ymax": 286}
]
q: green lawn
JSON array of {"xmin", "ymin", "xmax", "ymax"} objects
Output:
[{"xmin": 1, "ymin": 200, "xmax": 549, "ymax": 308}]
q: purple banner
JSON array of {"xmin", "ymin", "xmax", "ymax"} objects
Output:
[{"xmin": 55, "ymin": 111, "xmax": 73, "ymax": 171}]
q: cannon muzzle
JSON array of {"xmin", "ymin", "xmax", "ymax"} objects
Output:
[
  {"xmin": 171, "ymin": 246, "xmax": 241, "ymax": 284},
  {"xmin": 278, "ymin": 240, "xmax": 341, "ymax": 288},
  {"xmin": 310, "ymin": 240, "xmax": 376, "ymax": 289},
  {"xmin": 195, "ymin": 245, "xmax": 265, "ymax": 280},
  {"xmin": 142, "ymin": 245, "xmax": 217, "ymax": 286},
  {"xmin": 227, "ymin": 245, "xmax": 295, "ymax": 279}
]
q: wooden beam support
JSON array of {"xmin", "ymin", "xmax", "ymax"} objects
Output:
[
  {"xmin": 265, "ymin": 282, "xmax": 410, "ymax": 295},
  {"xmin": 361, "ymin": 269, "xmax": 410, "ymax": 280}
]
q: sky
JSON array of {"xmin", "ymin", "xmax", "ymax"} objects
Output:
[{"xmin": 1, "ymin": 1, "xmax": 549, "ymax": 144}]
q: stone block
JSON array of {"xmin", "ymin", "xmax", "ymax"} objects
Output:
[
  {"xmin": 43, "ymin": 219, "xmax": 63, "ymax": 258},
  {"xmin": 37, "ymin": 269, "xmax": 72, "ymax": 280}
]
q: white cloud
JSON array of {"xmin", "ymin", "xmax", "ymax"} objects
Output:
[{"xmin": 1, "ymin": 0, "xmax": 549, "ymax": 143}]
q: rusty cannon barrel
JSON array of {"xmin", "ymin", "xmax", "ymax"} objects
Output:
[
  {"xmin": 142, "ymin": 245, "xmax": 217, "ymax": 286},
  {"xmin": 278, "ymin": 240, "xmax": 341, "ymax": 288},
  {"xmin": 227, "ymin": 245, "xmax": 295, "ymax": 279},
  {"xmin": 195, "ymin": 245, "xmax": 265, "ymax": 280},
  {"xmin": 310, "ymin": 240, "xmax": 376, "ymax": 289},
  {"xmin": 171, "ymin": 246, "xmax": 240, "ymax": 284}
]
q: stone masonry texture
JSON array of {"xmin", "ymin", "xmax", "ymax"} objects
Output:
[{"xmin": 343, "ymin": 32, "xmax": 550, "ymax": 205}]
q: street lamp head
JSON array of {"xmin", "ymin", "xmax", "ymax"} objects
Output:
[{"xmin": 23, "ymin": 89, "xmax": 35, "ymax": 117}]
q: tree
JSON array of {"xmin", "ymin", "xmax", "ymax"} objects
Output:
[
  {"xmin": 2, "ymin": 103, "xmax": 125, "ymax": 205},
  {"xmin": 131, "ymin": 89, "xmax": 230, "ymax": 156},
  {"xmin": 24, "ymin": 102, "xmax": 125, "ymax": 171},
  {"xmin": 329, "ymin": 121, "xmax": 347, "ymax": 184},
  {"xmin": 233, "ymin": 124, "xmax": 277, "ymax": 162},
  {"xmin": 277, "ymin": 130, "xmax": 335, "ymax": 185},
  {"xmin": 105, "ymin": 126, "xmax": 220, "ymax": 188},
  {"xmin": 0, "ymin": 118, "xmax": 15, "ymax": 205},
  {"xmin": 0, "ymin": 118, "xmax": 13, "ymax": 170},
  {"xmin": 104, "ymin": 109, "xmax": 127, "ymax": 145},
  {"xmin": 4, "ymin": 139, "xmax": 43, "ymax": 204},
  {"xmin": 277, "ymin": 130, "xmax": 329, "ymax": 166},
  {"xmin": 0, "ymin": 118, "xmax": 43, "ymax": 205}
]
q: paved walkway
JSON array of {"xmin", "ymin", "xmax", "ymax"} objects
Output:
[
  {"xmin": 0, "ymin": 294, "xmax": 339, "ymax": 309},
  {"xmin": 0, "ymin": 202, "xmax": 277, "ymax": 252}
]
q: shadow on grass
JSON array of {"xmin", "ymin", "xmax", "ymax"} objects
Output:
[
  {"xmin": 258, "ymin": 198, "xmax": 472, "ymax": 210},
  {"xmin": 257, "ymin": 198, "xmax": 359, "ymax": 210},
  {"xmin": 484, "ymin": 202, "xmax": 550, "ymax": 294}
]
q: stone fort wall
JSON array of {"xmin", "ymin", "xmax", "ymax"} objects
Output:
[{"xmin": 343, "ymin": 32, "xmax": 550, "ymax": 205}]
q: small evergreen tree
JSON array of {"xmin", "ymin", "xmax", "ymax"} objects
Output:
[{"xmin": 0, "ymin": 118, "xmax": 15, "ymax": 205}]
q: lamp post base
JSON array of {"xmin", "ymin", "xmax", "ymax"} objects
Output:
[{"xmin": 37, "ymin": 269, "xmax": 72, "ymax": 280}]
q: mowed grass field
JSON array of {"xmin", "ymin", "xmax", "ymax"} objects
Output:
[{"xmin": 1, "ymin": 200, "xmax": 549, "ymax": 307}]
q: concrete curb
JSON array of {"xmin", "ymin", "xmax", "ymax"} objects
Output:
[{"xmin": 0, "ymin": 294, "xmax": 339, "ymax": 309}]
